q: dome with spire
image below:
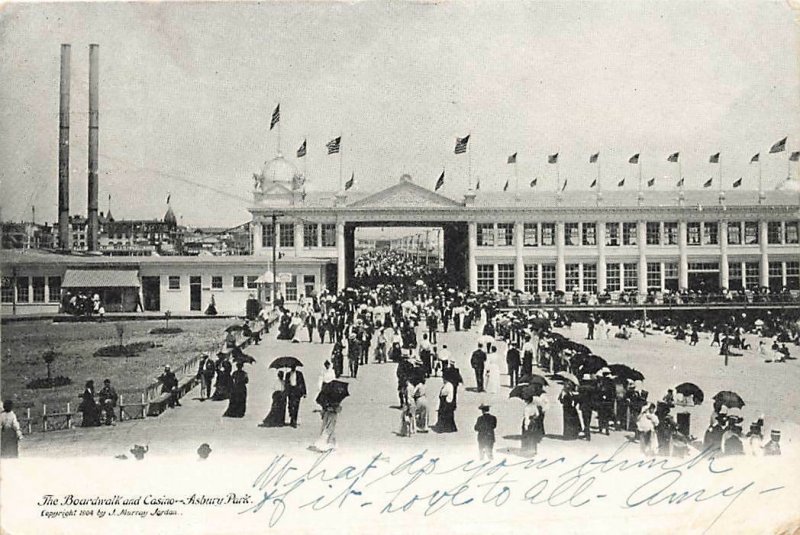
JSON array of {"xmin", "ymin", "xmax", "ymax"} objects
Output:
[
  {"xmin": 261, "ymin": 153, "xmax": 299, "ymax": 187},
  {"xmin": 164, "ymin": 205, "xmax": 177, "ymax": 225}
]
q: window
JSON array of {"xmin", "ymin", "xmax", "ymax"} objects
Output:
[
  {"xmin": 687, "ymin": 222, "xmax": 701, "ymax": 245},
  {"xmin": 729, "ymin": 262, "xmax": 743, "ymax": 290},
  {"xmin": 16, "ymin": 277, "xmax": 29, "ymax": 302},
  {"xmin": 247, "ymin": 275, "xmax": 258, "ymax": 289},
  {"xmin": 565, "ymin": 223, "xmax": 580, "ymax": 246},
  {"xmin": 1, "ymin": 277, "xmax": 13, "ymax": 303},
  {"xmin": 664, "ymin": 222, "xmax": 679, "ymax": 245},
  {"xmin": 541, "ymin": 223, "xmax": 555, "ymax": 246},
  {"xmin": 647, "ymin": 262, "xmax": 662, "ymax": 291},
  {"xmin": 279, "ymin": 224, "xmax": 294, "ymax": 247},
  {"xmin": 233, "ymin": 275, "xmax": 245, "ymax": 288},
  {"xmin": 786, "ymin": 222, "xmax": 799, "ymax": 244},
  {"xmin": 211, "ymin": 276, "xmax": 223, "ymax": 289},
  {"xmin": 583, "ymin": 264, "xmax": 598, "ymax": 294},
  {"xmin": 285, "ymin": 275, "xmax": 297, "ymax": 301},
  {"xmin": 622, "ymin": 222, "xmax": 637, "ymax": 246},
  {"xmin": 497, "ymin": 264, "xmax": 515, "ymax": 291},
  {"xmin": 664, "ymin": 263, "xmax": 679, "ymax": 291},
  {"xmin": 768, "ymin": 262, "xmax": 783, "ymax": 291},
  {"xmin": 703, "ymin": 222, "xmax": 718, "ymax": 245},
  {"xmin": 786, "ymin": 262, "xmax": 800, "ymax": 290},
  {"xmin": 477, "ymin": 264, "xmax": 494, "ymax": 292},
  {"xmin": 605, "ymin": 223, "xmax": 620, "ymax": 246},
  {"xmin": 523, "ymin": 223, "xmax": 538, "ymax": 247},
  {"xmin": 477, "ymin": 224, "xmax": 495, "ymax": 247},
  {"xmin": 646, "ymin": 222, "xmax": 661, "ymax": 245},
  {"xmin": 744, "ymin": 222, "xmax": 758, "ymax": 245},
  {"xmin": 321, "ymin": 224, "xmax": 336, "ymax": 247},
  {"xmin": 168, "ymin": 276, "xmax": 180, "ymax": 290},
  {"xmin": 303, "ymin": 223, "xmax": 319, "ymax": 247},
  {"xmin": 32, "ymin": 277, "xmax": 45, "ymax": 302},
  {"xmin": 768, "ymin": 222, "xmax": 783, "ymax": 244},
  {"xmin": 727, "ymin": 222, "xmax": 741, "ymax": 245},
  {"xmin": 524, "ymin": 264, "xmax": 539, "ymax": 293},
  {"xmin": 565, "ymin": 263, "xmax": 580, "ymax": 291},
  {"xmin": 623, "ymin": 263, "xmax": 638, "ymax": 291},
  {"xmin": 583, "ymin": 223, "xmax": 596, "ymax": 246},
  {"xmin": 262, "ymin": 223, "xmax": 274, "ymax": 247},
  {"xmin": 497, "ymin": 224, "xmax": 514, "ymax": 246},
  {"xmin": 541, "ymin": 264, "xmax": 556, "ymax": 292},
  {"xmin": 744, "ymin": 262, "xmax": 760, "ymax": 289},
  {"xmin": 605, "ymin": 263, "xmax": 620, "ymax": 292},
  {"xmin": 304, "ymin": 274, "xmax": 316, "ymax": 297},
  {"xmin": 48, "ymin": 276, "xmax": 61, "ymax": 302}
]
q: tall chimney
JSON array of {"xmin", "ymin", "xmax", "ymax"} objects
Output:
[
  {"xmin": 87, "ymin": 44, "xmax": 100, "ymax": 251},
  {"xmin": 58, "ymin": 44, "xmax": 71, "ymax": 251}
]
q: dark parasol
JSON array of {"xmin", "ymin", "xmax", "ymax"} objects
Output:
[
  {"xmin": 608, "ymin": 364, "xmax": 645, "ymax": 382},
  {"xmin": 675, "ymin": 383, "xmax": 704, "ymax": 404},
  {"xmin": 316, "ymin": 380, "xmax": 350, "ymax": 407},
  {"xmin": 269, "ymin": 356, "xmax": 304, "ymax": 369},
  {"xmin": 713, "ymin": 391, "xmax": 745, "ymax": 409}
]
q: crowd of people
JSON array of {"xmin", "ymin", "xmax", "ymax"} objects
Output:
[{"xmin": 353, "ymin": 249, "xmax": 448, "ymax": 291}]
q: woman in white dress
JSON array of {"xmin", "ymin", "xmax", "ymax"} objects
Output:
[{"xmin": 483, "ymin": 346, "xmax": 501, "ymax": 394}]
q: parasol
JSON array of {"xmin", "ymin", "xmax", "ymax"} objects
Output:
[
  {"xmin": 573, "ymin": 354, "xmax": 607, "ymax": 376},
  {"xmin": 713, "ymin": 391, "xmax": 745, "ymax": 409},
  {"xmin": 509, "ymin": 383, "xmax": 544, "ymax": 400},
  {"xmin": 225, "ymin": 324, "xmax": 245, "ymax": 332},
  {"xmin": 316, "ymin": 380, "xmax": 350, "ymax": 407},
  {"xmin": 554, "ymin": 371, "xmax": 579, "ymax": 386},
  {"xmin": 442, "ymin": 366, "xmax": 463, "ymax": 385},
  {"xmin": 269, "ymin": 356, "xmax": 304, "ymax": 369},
  {"xmin": 608, "ymin": 364, "xmax": 645, "ymax": 382},
  {"xmin": 518, "ymin": 373, "xmax": 549, "ymax": 386},
  {"xmin": 675, "ymin": 382, "xmax": 704, "ymax": 404}
]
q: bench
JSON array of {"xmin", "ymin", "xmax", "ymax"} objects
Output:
[
  {"xmin": 42, "ymin": 403, "xmax": 75, "ymax": 432},
  {"xmin": 118, "ymin": 394, "xmax": 147, "ymax": 421}
]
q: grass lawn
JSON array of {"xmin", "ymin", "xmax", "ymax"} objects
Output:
[{"xmin": 1, "ymin": 318, "xmax": 233, "ymax": 414}]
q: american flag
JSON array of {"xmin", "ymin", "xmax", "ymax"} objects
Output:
[
  {"xmin": 548, "ymin": 153, "xmax": 559, "ymax": 164},
  {"xmin": 709, "ymin": 153, "xmax": 720, "ymax": 164},
  {"xmin": 629, "ymin": 154, "xmax": 639, "ymax": 164},
  {"xmin": 327, "ymin": 137, "xmax": 341, "ymax": 155},
  {"xmin": 507, "ymin": 153, "xmax": 517, "ymax": 164},
  {"xmin": 790, "ymin": 151, "xmax": 800, "ymax": 162},
  {"xmin": 617, "ymin": 178, "xmax": 625, "ymax": 187},
  {"xmin": 589, "ymin": 178, "xmax": 597, "ymax": 188},
  {"xmin": 345, "ymin": 171, "xmax": 354, "ymax": 190},
  {"xmin": 676, "ymin": 177, "xmax": 685, "ymax": 188},
  {"xmin": 454, "ymin": 135, "xmax": 470, "ymax": 154},
  {"xmin": 703, "ymin": 177, "xmax": 713, "ymax": 188},
  {"xmin": 560, "ymin": 179, "xmax": 568, "ymax": 192},
  {"xmin": 770, "ymin": 137, "xmax": 787, "ymax": 153},
  {"xmin": 733, "ymin": 177, "xmax": 743, "ymax": 188},
  {"xmin": 435, "ymin": 170, "xmax": 445, "ymax": 191},
  {"xmin": 589, "ymin": 153, "xmax": 599, "ymax": 163},
  {"xmin": 667, "ymin": 152, "xmax": 680, "ymax": 163},
  {"xmin": 750, "ymin": 153, "xmax": 759, "ymax": 163},
  {"xmin": 647, "ymin": 177, "xmax": 656, "ymax": 187},
  {"xmin": 530, "ymin": 177, "xmax": 538, "ymax": 187},
  {"xmin": 297, "ymin": 139, "xmax": 306, "ymax": 158},
  {"xmin": 503, "ymin": 179, "xmax": 509, "ymax": 192},
  {"xmin": 270, "ymin": 104, "xmax": 280, "ymax": 130}
]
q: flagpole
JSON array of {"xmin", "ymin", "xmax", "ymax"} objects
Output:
[
  {"xmin": 468, "ymin": 133, "xmax": 473, "ymax": 190},
  {"xmin": 638, "ymin": 160, "xmax": 643, "ymax": 192},
  {"xmin": 718, "ymin": 156, "xmax": 722, "ymax": 193},
  {"xmin": 678, "ymin": 160, "xmax": 683, "ymax": 191},
  {"xmin": 514, "ymin": 158, "xmax": 518, "ymax": 193},
  {"xmin": 556, "ymin": 161, "xmax": 560, "ymax": 192},
  {"xmin": 277, "ymin": 110, "xmax": 282, "ymax": 155},
  {"xmin": 758, "ymin": 159, "xmax": 762, "ymax": 193},
  {"xmin": 303, "ymin": 135, "xmax": 308, "ymax": 179},
  {"xmin": 597, "ymin": 154, "xmax": 601, "ymax": 192}
]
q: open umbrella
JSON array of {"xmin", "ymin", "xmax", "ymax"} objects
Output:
[
  {"xmin": 233, "ymin": 352, "xmax": 257, "ymax": 364},
  {"xmin": 269, "ymin": 356, "xmax": 304, "ymax": 369},
  {"xmin": 316, "ymin": 380, "xmax": 350, "ymax": 407},
  {"xmin": 225, "ymin": 324, "xmax": 245, "ymax": 332},
  {"xmin": 562, "ymin": 340, "xmax": 592, "ymax": 354},
  {"xmin": 554, "ymin": 371, "xmax": 579, "ymax": 386},
  {"xmin": 573, "ymin": 354, "xmax": 607, "ymax": 375},
  {"xmin": 713, "ymin": 391, "xmax": 745, "ymax": 409},
  {"xmin": 518, "ymin": 373, "xmax": 549, "ymax": 386},
  {"xmin": 608, "ymin": 364, "xmax": 645, "ymax": 382},
  {"xmin": 528, "ymin": 317, "xmax": 551, "ymax": 331},
  {"xmin": 675, "ymin": 382, "xmax": 704, "ymax": 405},
  {"xmin": 509, "ymin": 383, "xmax": 543, "ymax": 400},
  {"xmin": 442, "ymin": 366, "xmax": 464, "ymax": 385}
]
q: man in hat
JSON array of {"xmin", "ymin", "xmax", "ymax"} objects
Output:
[
  {"xmin": 196, "ymin": 353, "xmax": 216, "ymax": 401},
  {"xmin": 158, "ymin": 365, "xmax": 180, "ymax": 408},
  {"xmin": 506, "ymin": 342, "xmax": 521, "ymax": 387},
  {"xmin": 98, "ymin": 379, "xmax": 118, "ymax": 426},
  {"xmin": 474, "ymin": 404, "xmax": 497, "ymax": 461},
  {"xmin": 577, "ymin": 375, "xmax": 595, "ymax": 441},
  {"xmin": 470, "ymin": 343, "xmax": 487, "ymax": 392},
  {"xmin": 763, "ymin": 430, "xmax": 781, "ymax": 456},
  {"xmin": 285, "ymin": 364, "xmax": 306, "ymax": 428}
]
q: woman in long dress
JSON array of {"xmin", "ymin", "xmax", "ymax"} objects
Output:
[
  {"xmin": 559, "ymin": 384, "xmax": 581, "ymax": 440},
  {"xmin": 434, "ymin": 379, "xmax": 458, "ymax": 433},
  {"xmin": 261, "ymin": 371, "xmax": 287, "ymax": 427},
  {"xmin": 1, "ymin": 400, "xmax": 23, "ymax": 458},
  {"xmin": 314, "ymin": 402, "xmax": 341, "ymax": 451},
  {"xmin": 223, "ymin": 361, "xmax": 249, "ymax": 418},
  {"xmin": 521, "ymin": 396, "xmax": 546, "ymax": 455},
  {"xmin": 79, "ymin": 380, "xmax": 101, "ymax": 427},
  {"xmin": 483, "ymin": 347, "xmax": 501, "ymax": 394},
  {"xmin": 412, "ymin": 379, "xmax": 429, "ymax": 433},
  {"xmin": 637, "ymin": 403, "xmax": 660, "ymax": 455}
]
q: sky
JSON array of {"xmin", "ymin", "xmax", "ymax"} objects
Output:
[{"xmin": 1, "ymin": 1, "xmax": 798, "ymax": 227}]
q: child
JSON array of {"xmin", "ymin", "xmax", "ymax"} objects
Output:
[
  {"xmin": 399, "ymin": 382, "xmax": 416, "ymax": 437},
  {"xmin": 474, "ymin": 404, "xmax": 497, "ymax": 461}
]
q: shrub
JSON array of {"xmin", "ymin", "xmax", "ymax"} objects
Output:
[{"xmin": 26, "ymin": 376, "xmax": 73, "ymax": 390}]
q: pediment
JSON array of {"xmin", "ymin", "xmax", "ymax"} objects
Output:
[
  {"xmin": 262, "ymin": 182, "xmax": 294, "ymax": 195},
  {"xmin": 348, "ymin": 180, "xmax": 463, "ymax": 209}
]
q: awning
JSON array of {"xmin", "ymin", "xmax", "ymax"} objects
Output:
[{"xmin": 62, "ymin": 269, "xmax": 140, "ymax": 288}]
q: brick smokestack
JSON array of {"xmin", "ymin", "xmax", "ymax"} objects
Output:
[
  {"xmin": 58, "ymin": 44, "xmax": 71, "ymax": 251},
  {"xmin": 87, "ymin": 44, "xmax": 100, "ymax": 251}
]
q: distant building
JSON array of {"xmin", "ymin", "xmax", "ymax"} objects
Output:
[{"xmin": 1, "ymin": 222, "xmax": 57, "ymax": 250}]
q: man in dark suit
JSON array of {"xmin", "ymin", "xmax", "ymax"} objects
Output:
[
  {"xmin": 506, "ymin": 343, "xmax": 521, "ymax": 387},
  {"xmin": 196, "ymin": 353, "xmax": 216, "ymax": 401},
  {"xmin": 285, "ymin": 364, "xmax": 307, "ymax": 428},
  {"xmin": 474, "ymin": 404, "xmax": 497, "ymax": 460},
  {"xmin": 470, "ymin": 343, "xmax": 487, "ymax": 392},
  {"xmin": 158, "ymin": 365, "xmax": 181, "ymax": 408}
]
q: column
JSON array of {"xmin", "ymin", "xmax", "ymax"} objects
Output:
[
  {"xmin": 252, "ymin": 221, "xmax": 263, "ymax": 254},
  {"xmin": 719, "ymin": 220, "xmax": 729, "ymax": 289},
  {"xmin": 514, "ymin": 221, "xmax": 524, "ymax": 291},
  {"xmin": 597, "ymin": 221, "xmax": 607, "ymax": 291},
  {"xmin": 555, "ymin": 221, "xmax": 566, "ymax": 292},
  {"xmin": 759, "ymin": 220, "xmax": 769, "ymax": 287},
  {"xmin": 468, "ymin": 221, "xmax": 478, "ymax": 292},
  {"xmin": 678, "ymin": 220, "xmax": 688, "ymax": 290},
  {"xmin": 336, "ymin": 221, "xmax": 345, "ymax": 290},
  {"xmin": 294, "ymin": 222, "xmax": 302, "ymax": 257},
  {"xmin": 637, "ymin": 220, "xmax": 648, "ymax": 296}
]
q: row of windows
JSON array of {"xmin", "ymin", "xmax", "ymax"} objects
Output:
[
  {"xmin": 474, "ymin": 261, "xmax": 800, "ymax": 293},
  {"xmin": 261, "ymin": 223, "xmax": 337, "ymax": 248},
  {"xmin": 475, "ymin": 221, "xmax": 800, "ymax": 247},
  {"xmin": 1, "ymin": 276, "xmax": 62, "ymax": 304}
]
